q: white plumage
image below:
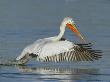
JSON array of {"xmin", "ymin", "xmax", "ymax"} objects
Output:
[
  {"xmin": 40, "ymin": 40, "xmax": 74, "ymax": 58},
  {"xmin": 16, "ymin": 17, "xmax": 102, "ymax": 64},
  {"xmin": 16, "ymin": 37, "xmax": 76, "ymax": 60}
]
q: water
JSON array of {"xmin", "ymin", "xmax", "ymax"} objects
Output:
[{"xmin": 0, "ymin": 0, "xmax": 110, "ymax": 82}]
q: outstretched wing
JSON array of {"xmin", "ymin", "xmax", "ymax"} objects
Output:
[
  {"xmin": 16, "ymin": 40, "xmax": 102, "ymax": 64},
  {"xmin": 41, "ymin": 43, "xmax": 102, "ymax": 62}
]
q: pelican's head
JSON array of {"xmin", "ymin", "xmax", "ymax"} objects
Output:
[{"xmin": 62, "ymin": 16, "xmax": 85, "ymax": 42}]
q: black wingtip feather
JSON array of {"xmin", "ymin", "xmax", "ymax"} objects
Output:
[
  {"xmin": 41, "ymin": 43, "xmax": 102, "ymax": 62},
  {"xmin": 76, "ymin": 43, "xmax": 102, "ymax": 61}
]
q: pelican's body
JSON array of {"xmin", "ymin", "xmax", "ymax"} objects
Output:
[
  {"xmin": 17, "ymin": 37, "xmax": 75, "ymax": 60},
  {"xmin": 16, "ymin": 17, "xmax": 102, "ymax": 64}
]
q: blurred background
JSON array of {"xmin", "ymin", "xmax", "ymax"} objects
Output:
[
  {"xmin": 0, "ymin": 0, "xmax": 110, "ymax": 82},
  {"xmin": 0, "ymin": 0, "xmax": 110, "ymax": 58}
]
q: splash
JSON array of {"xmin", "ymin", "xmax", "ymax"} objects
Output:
[{"xmin": 0, "ymin": 57, "xmax": 22, "ymax": 66}]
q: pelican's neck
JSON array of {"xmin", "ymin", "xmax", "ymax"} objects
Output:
[{"xmin": 53, "ymin": 23, "xmax": 66, "ymax": 41}]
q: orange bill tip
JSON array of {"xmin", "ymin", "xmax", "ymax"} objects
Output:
[{"xmin": 66, "ymin": 23, "xmax": 86, "ymax": 43}]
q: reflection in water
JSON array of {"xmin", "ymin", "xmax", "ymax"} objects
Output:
[
  {"xmin": 0, "ymin": 57, "xmax": 101, "ymax": 81},
  {"xmin": 16, "ymin": 65, "xmax": 99, "ymax": 82}
]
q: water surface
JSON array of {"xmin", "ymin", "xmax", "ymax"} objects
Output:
[{"xmin": 0, "ymin": 0, "xmax": 110, "ymax": 82}]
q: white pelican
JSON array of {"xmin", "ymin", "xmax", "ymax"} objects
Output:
[{"xmin": 16, "ymin": 17, "xmax": 102, "ymax": 64}]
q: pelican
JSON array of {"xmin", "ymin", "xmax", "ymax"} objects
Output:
[{"xmin": 16, "ymin": 17, "xmax": 102, "ymax": 64}]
